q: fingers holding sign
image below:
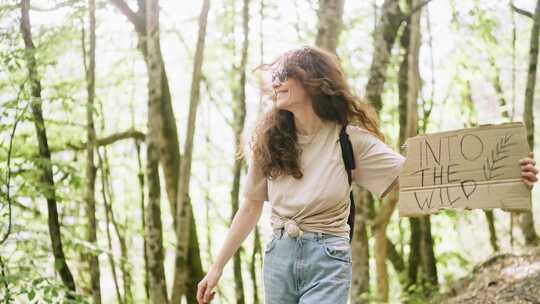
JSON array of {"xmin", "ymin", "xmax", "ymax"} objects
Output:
[{"xmin": 520, "ymin": 152, "xmax": 538, "ymax": 190}]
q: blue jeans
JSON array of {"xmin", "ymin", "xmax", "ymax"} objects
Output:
[{"xmin": 262, "ymin": 227, "xmax": 352, "ymax": 303}]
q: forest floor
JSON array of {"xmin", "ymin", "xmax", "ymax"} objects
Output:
[{"xmin": 440, "ymin": 246, "xmax": 540, "ymax": 303}]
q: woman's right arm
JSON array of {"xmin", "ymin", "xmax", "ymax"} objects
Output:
[
  {"xmin": 197, "ymin": 198, "xmax": 264, "ymax": 303},
  {"xmin": 211, "ymin": 198, "xmax": 264, "ymax": 271}
]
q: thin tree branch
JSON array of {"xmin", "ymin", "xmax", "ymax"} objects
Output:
[
  {"xmin": 95, "ymin": 129, "xmax": 145, "ymax": 146},
  {"xmin": 51, "ymin": 129, "xmax": 145, "ymax": 152},
  {"xmin": 108, "ymin": 0, "xmax": 142, "ymax": 29},
  {"xmin": 511, "ymin": 3, "xmax": 534, "ymax": 19},
  {"xmin": 201, "ymin": 75, "xmax": 234, "ymax": 128},
  {"xmin": 1, "ymin": 83, "xmax": 29, "ymax": 246}
]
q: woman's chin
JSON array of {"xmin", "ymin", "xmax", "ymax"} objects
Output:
[{"xmin": 275, "ymin": 98, "xmax": 291, "ymax": 109}]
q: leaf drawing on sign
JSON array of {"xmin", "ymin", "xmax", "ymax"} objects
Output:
[{"xmin": 482, "ymin": 133, "xmax": 515, "ymax": 180}]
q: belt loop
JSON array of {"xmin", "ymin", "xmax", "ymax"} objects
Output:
[
  {"xmin": 278, "ymin": 227, "xmax": 284, "ymax": 239},
  {"xmin": 317, "ymin": 231, "xmax": 322, "ymax": 242}
]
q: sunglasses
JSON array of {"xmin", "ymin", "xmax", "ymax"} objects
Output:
[{"xmin": 271, "ymin": 66, "xmax": 292, "ymax": 85}]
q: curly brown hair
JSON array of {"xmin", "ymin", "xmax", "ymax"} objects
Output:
[{"xmin": 248, "ymin": 45, "xmax": 384, "ymax": 180}]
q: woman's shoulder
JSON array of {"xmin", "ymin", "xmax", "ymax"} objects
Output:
[
  {"xmin": 342, "ymin": 124, "xmax": 386, "ymax": 155},
  {"xmin": 345, "ymin": 124, "xmax": 371, "ymax": 135},
  {"xmin": 344, "ymin": 124, "xmax": 378, "ymax": 143}
]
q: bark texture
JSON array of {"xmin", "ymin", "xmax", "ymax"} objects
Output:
[
  {"xmin": 84, "ymin": 0, "xmax": 102, "ymax": 301},
  {"xmin": 144, "ymin": 0, "xmax": 168, "ymax": 302},
  {"xmin": 365, "ymin": 0, "xmax": 404, "ymax": 112},
  {"xmin": 353, "ymin": 0, "xmax": 404, "ymax": 301},
  {"xmin": 109, "ymin": 1, "xmax": 206, "ymax": 301},
  {"xmin": 20, "ymin": 0, "xmax": 76, "ymax": 295},
  {"xmin": 229, "ymin": 0, "xmax": 250, "ymax": 302},
  {"xmin": 171, "ymin": 0, "xmax": 210, "ymax": 302},
  {"xmin": 315, "ymin": 0, "xmax": 345, "ymax": 53},
  {"xmin": 520, "ymin": 0, "xmax": 540, "ymax": 247}
]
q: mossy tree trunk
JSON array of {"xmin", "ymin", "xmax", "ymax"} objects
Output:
[{"xmin": 20, "ymin": 0, "xmax": 77, "ymax": 296}]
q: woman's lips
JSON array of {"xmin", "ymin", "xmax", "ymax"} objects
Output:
[{"xmin": 277, "ymin": 90, "xmax": 289, "ymax": 99}]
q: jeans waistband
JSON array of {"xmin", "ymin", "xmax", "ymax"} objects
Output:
[{"xmin": 273, "ymin": 227, "xmax": 344, "ymax": 242}]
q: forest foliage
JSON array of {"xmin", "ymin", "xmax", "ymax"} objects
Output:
[{"xmin": 0, "ymin": 0, "xmax": 539, "ymax": 303}]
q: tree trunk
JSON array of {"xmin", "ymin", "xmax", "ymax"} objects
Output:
[
  {"xmin": 355, "ymin": 0, "xmax": 404, "ymax": 300},
  {"xmin": 520, "ymin": 0, "xmax": 540, "ymax": 247},
  {"xmin": 251, "ymin": 227, "xmax": 262, "ymax": 304},
  {"xmin": 20, "ymin": 0, "xmax": 76, "ymax": 295},
  {"xmin": 109, "ymin": 1, "xmax": 206, "ymax": 301},
  {"xmin": 108, "ymin": 0, "xmax": 180, "ymax": 230},
  {"xmin": 97, "ymin": 149, "xmax": 123, "ymax": 304},
  {"xmin": 135, "ymin": 140, "xmax": 150, "ymax": 301},
  {"xmin": 315, "ymin": 0, "xmax": 345, "ymax": 53},
  {"xmin": 387, "ymin": 238, "xmax": 406, "ymax": 277},
  {"xmin": 171, "ymin": 0, "xmax": 210, "ymax": 302},
  {"xmin": 315, "ymin": 1, "xmax": 373, "ymax": 301},
  {"xmin": 99, "ymin": 145, "xmax": 134, "ymax": 304},
  {"xmin": 185, "ymin": 202, "xmax": 205, "ymax": 304},
  {"xmin": 484, "ymin": 210, "xmax": 499, "ymax": 252},
  {"xmin": 373, "ymin": 187, "xmax": 399, "ymax": 301},
  {"xmin": 407, "ymin": 218, "xmax": 421, "ymax": 288},
  {"xmin": 419, "ymin": 216, "xmax": 437, "ymax": 287},
  {"xmin": 489, "ymin": 55, "xmax": 510, "ymax": 119},
  {"xmin": 227, "ymin": 0, "xmax": 250, "ymax": 302},
  {"xmin": 144, "ymin": 0, "xmax": 168, "ymax": 302},
  {"xmin": 251, "ymin": 3, "xmax": 266, "ymax": 303},
  {"xmin": 399, "ymin": 3, "xmax": 418, "ymax": 294},
  {"xmin": 365, "ymin": 0, "xmax": 404, "ymax": 112},
  {"xmin": 84, "ymin": 0, "xmax": 102, "ymax": 301},
  {"xmin": 401, "ymin": 0, "xmax": 439, "ymax": 292},
  {"xmin": 482, "ymin": 62, "xmax": 499, "ymax": 251},
  {"xmin": 458, "ymin": 19, "xmax": 501, "ymax": 253},
  {"xmin": 409, "ymin": 0, "xmax": 438, "ymax": 290},
  {"xmin": 351, "ymin": 187, "xmax": 370, "ymax": 302}
]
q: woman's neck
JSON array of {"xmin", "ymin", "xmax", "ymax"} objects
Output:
[{"xmin": 292, "ymin": 106, "xmax": 323, "ymax": 136}]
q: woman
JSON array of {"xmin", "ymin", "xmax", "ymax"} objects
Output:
[{"xmin": 196, "ymin": 45, "xmax": 538, "ymax": 304}]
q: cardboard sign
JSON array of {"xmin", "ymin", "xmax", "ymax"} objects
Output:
[{"xmin": 398, "ymin": 122, "xmax": 532, "ymax": 217}]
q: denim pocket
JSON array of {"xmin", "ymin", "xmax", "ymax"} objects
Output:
[
  {"xmin": 322, "ymin": 236, "xmax": 351, "ymax": 264},
  {"xmin": 264, "ymin": 235, "xmax": 278, "ymax": 254}
]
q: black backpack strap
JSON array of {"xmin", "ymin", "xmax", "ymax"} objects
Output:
[{"xmin": 339, "ymin": 125, "xmax": 356, "ymax": 243}]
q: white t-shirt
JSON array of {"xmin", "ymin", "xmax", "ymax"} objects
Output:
[{"xmin": 242, "ymin": 119, "xmax": 406, "ymax": 239}]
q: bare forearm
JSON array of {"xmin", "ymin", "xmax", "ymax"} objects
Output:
[{"xmin": 211, "ymin": 200, "xmax": 263, "ymax": 271}]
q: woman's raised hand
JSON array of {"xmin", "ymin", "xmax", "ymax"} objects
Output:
[
  {"xmin": 520, "ymin": 152, "xmax": 538, "ymax": 189},
  {"xmin": 197, "ymin": 265, "xmax": 222, "ymax": 303}
]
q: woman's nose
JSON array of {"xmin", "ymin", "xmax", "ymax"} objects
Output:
[{"xmin": 271, "ymin": 79, "xmax": 280, "ymax": 89}]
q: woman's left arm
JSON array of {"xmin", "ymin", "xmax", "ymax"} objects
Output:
[{"xmin": 520, "ymin": 152, "xmax": 538, "ymax": 189}]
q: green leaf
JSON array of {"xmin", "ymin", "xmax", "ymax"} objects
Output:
[{"xmin": 28, "ymin": 288, "xmax": 36, "ymax": 301}]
